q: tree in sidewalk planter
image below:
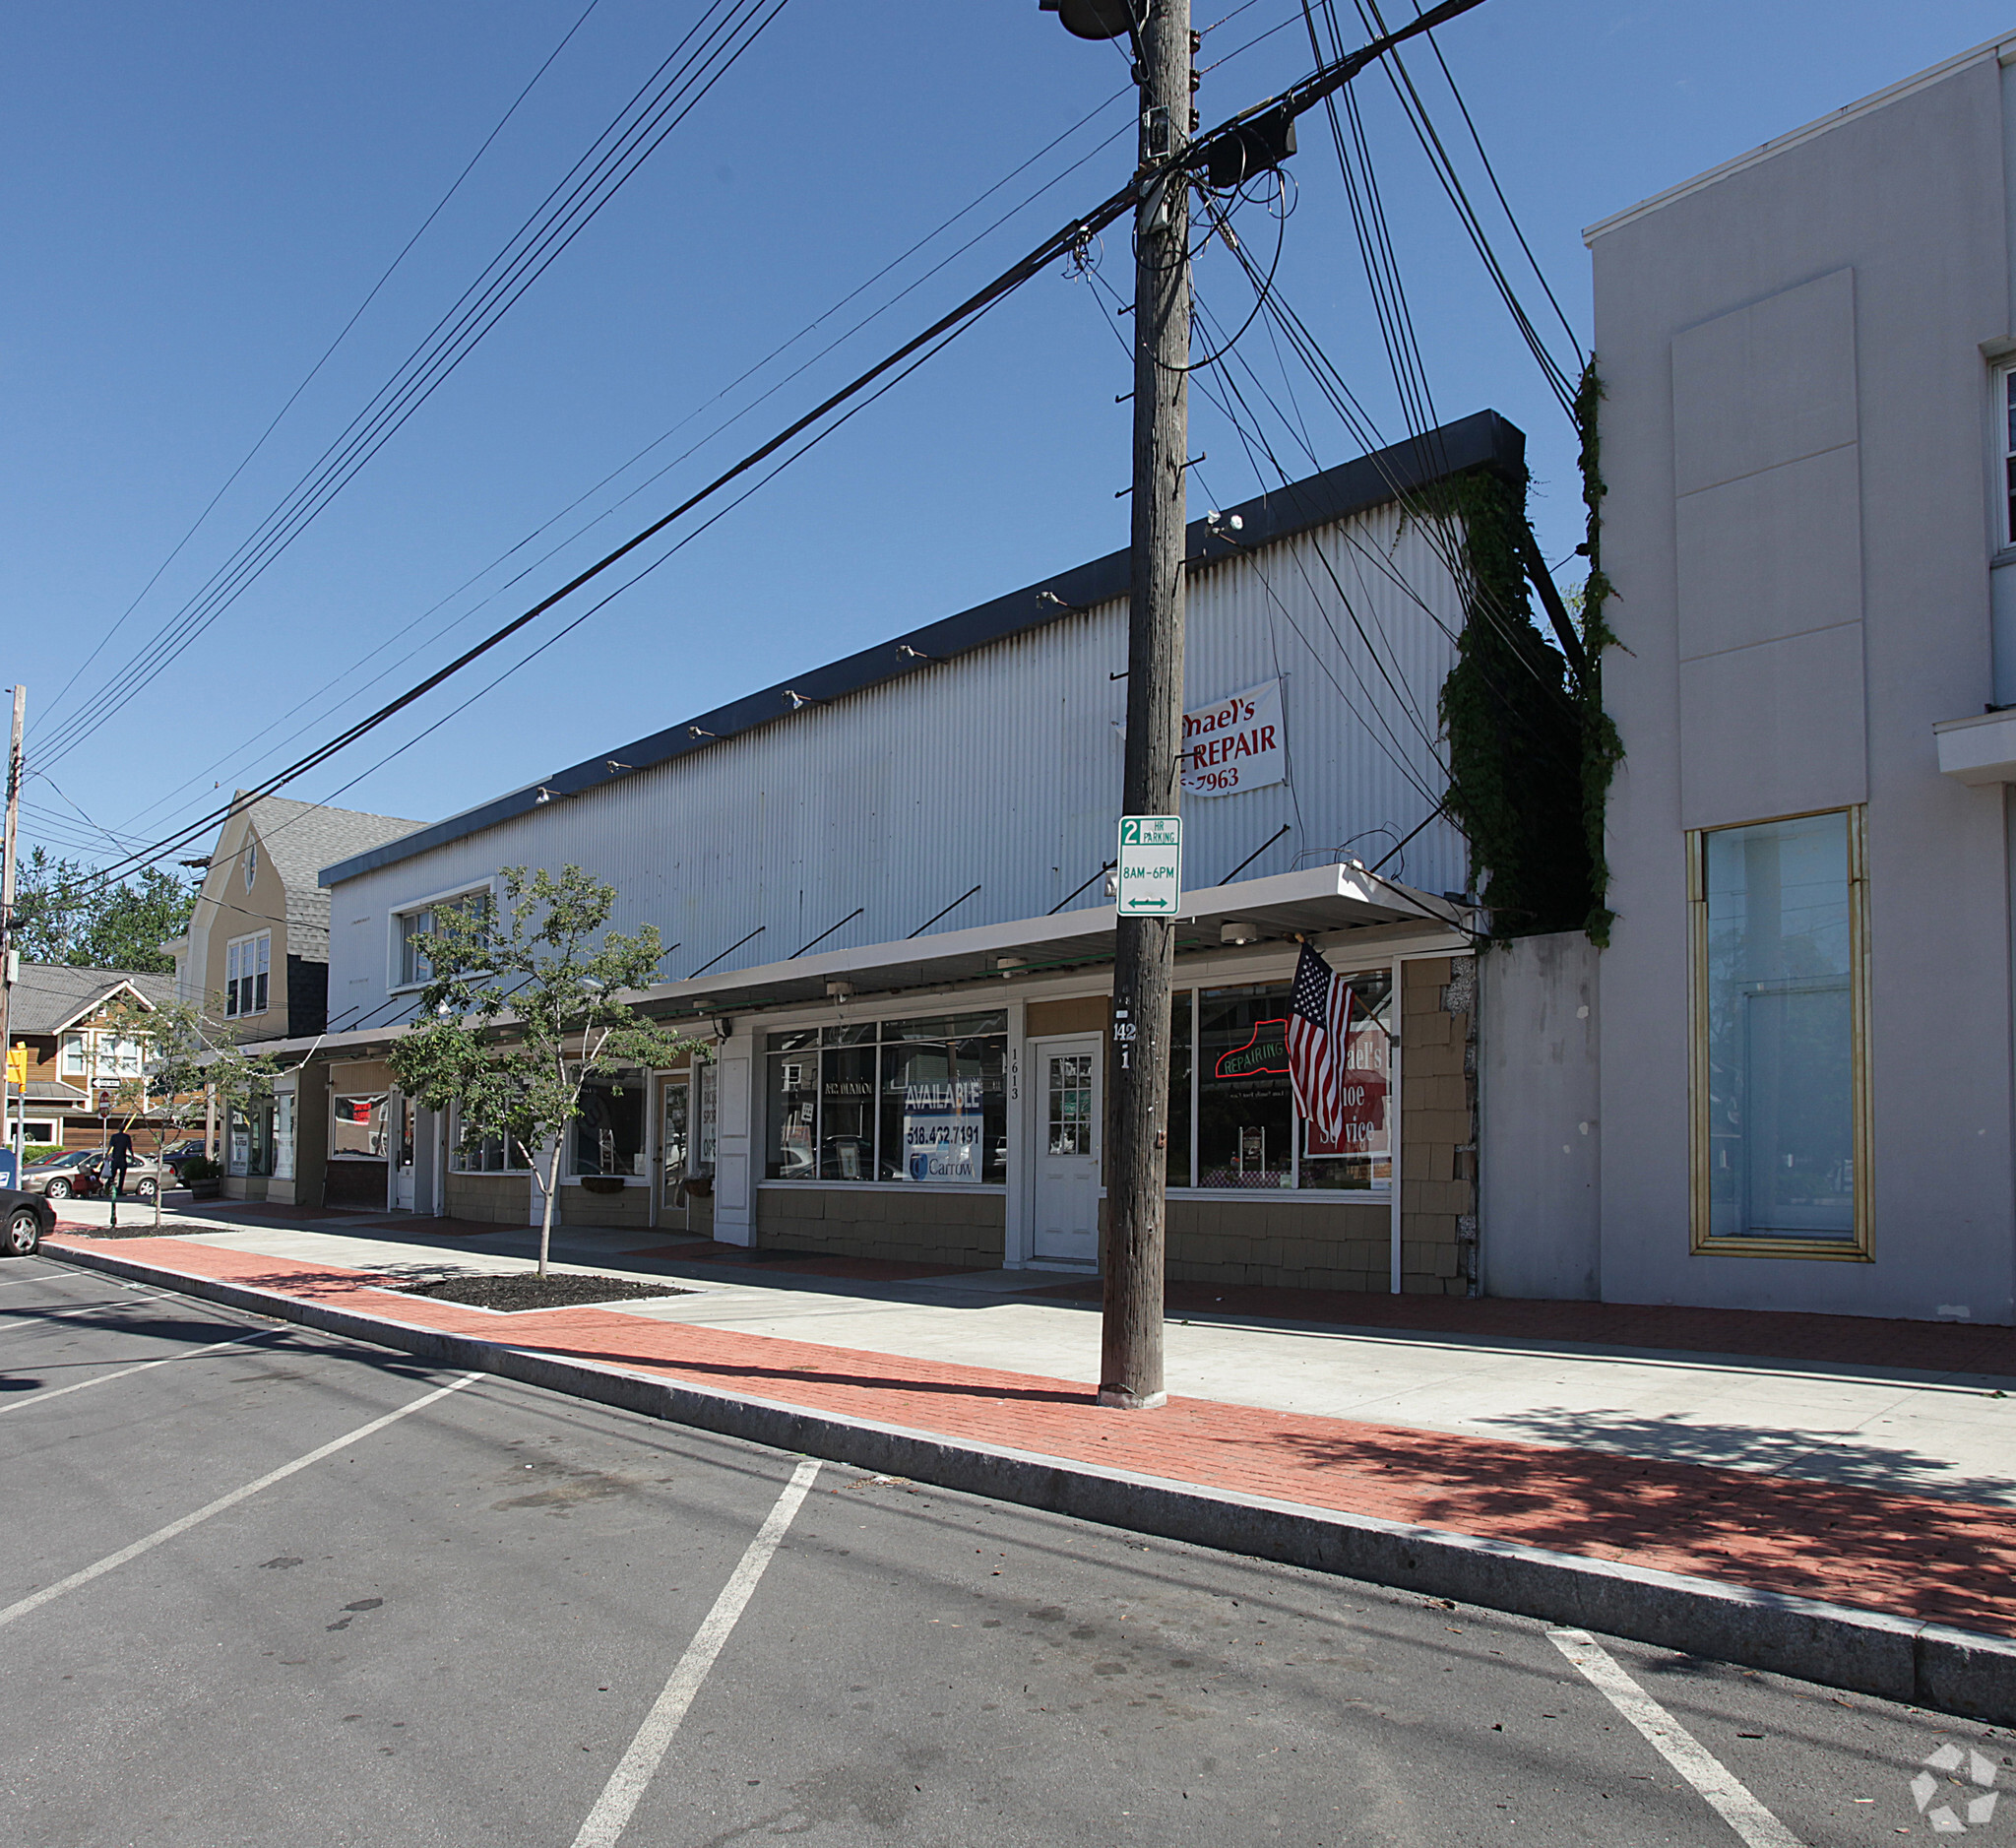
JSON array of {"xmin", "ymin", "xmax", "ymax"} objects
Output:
[
  {"xmin": 103, "ymin": 995, "xmax": 282, "ymax": 1229},
  {"xmin": 386, "ymin": 865, "xmax": 699, "ymax": 1279}
]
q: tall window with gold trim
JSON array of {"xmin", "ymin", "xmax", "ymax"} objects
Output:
[{"xmin": 1689, "ymin": 808, "xmax": 1869, "ymax": 1258}]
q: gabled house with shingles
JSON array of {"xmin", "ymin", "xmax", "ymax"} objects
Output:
[
  {"xmin": 164, "ymin": 794, "xmax": 421, "ymax": 1045},
  {"xmin": 4, "ymin": 963, "xmax": 173, "ymax": 1151}
]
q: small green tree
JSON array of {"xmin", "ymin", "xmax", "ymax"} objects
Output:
[
  {"xmin": 387, "ymin": 865, "xmax": 696, "ymax": 1277},
  {"xmin": 107, "ymin": 995, "xmax": 281, "ymax": 1228}
]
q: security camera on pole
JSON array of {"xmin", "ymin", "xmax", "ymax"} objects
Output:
[{"xmin": 1041, "ymin": 0, "xmax": 1193, "ymax": 1410}]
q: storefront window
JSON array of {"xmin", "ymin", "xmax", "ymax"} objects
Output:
[
  {"xmin": 1198, "ymin": 987, "xmax": 1295, "ymax": 1188},
  {"xmin": 1695, "ymin": 810, "xmax": 1864, "ymax": 1250},
  {"xmin": 1191, "ymin": 973, "xmax": 1392, "ymax": 1191},
  {"xmin": 571, "ymin": 1072, "xmax": 647, "ymax": 1178},
  {"xmin": 228, "ymin": 1103, "xmax": 275, "ymax": 1178},
  {"xmin": 451, "ymin": 1106, "xmax": 528, "ymax": 1173},
  {"xmin": 765, "ymin": 1013, "xmax": 1008, "ymax": 1183},
  {"xmin": 273, "ymin": 1091, "xmax": 296, "ymax": 1181},
  {"xmin": 331, "ymin": 1094, "xmax": 389, "ymax": 1160},
  {"xmin": 1166, "ymin": 992, "xmax": 1191, "ymax": 1187}
]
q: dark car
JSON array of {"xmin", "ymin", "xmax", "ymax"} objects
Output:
[
  {"xmin": 158, "ymin": 1138, "xmax": 211, "ymax": 1180},
  {"xmin": 1, "ymin": 1187, "xmax": 54, "ymax": 1257}
]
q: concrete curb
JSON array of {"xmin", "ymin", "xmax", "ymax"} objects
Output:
[{"xmin": 45, "ymin": 1237, "xmax": 2016, "ymax": 1725}]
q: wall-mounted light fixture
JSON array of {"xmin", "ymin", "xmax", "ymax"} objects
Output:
[
  {"xmin": 1221, "ymin": 920, "xmax": 1261, "ymax": 946},
  {"xmin": 825, "ymin": 979, "xmax": 854, "ymax": 999},
  {"xmin": 994, "ymin": 956, "xmax": 1027, "ymax": 979}
]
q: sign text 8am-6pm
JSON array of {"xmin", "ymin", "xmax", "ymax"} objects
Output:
[{"xmin": 1115, "ymin": 815, "xmax": 1181, "ymax": 916}]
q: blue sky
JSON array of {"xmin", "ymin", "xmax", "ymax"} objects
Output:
[{"xmin": 5, "ymin": 1, "xmax": 2009, "ymax": 868}]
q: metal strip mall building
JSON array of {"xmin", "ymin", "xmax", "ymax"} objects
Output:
[{"xmin": 237, "ymin": 414, "xmax": 1514, "ymax": 1295}]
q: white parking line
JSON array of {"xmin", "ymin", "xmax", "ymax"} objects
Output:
[
  {"xmin": 0, "ymin": 1271, "xmax": 77, "ymax": 1291},
  {"xmin": 569, "ymin": 1457, "xmax": 822, "ymax": 1848},
  {"xmin": 1548, "ymin": 1628, "xmax": 1804, "ymax": 1848},
  {"xmin": 2, "ymin": 1288, "xmax": 177, "ymax": 1323},
  {"xmin": 0, "ymin": 1371, "xmax": 482, "ymax": 1632},
  {"xmin": 0, "ymin": 1323, "xmax": 290, "ymax": 1418}
]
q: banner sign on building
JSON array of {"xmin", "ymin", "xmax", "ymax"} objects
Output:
[
  {"xmin": 903, "ymin": 1079, "xmax": 983, "ymax": 1180},
  {"xmin": 1182, "ymin": 678, "xmax": 1285, "ymax": 797}
]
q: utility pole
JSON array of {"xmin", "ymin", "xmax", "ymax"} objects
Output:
[
  {"xmin": 1043, "ymin": 0, "xmax": 1195, "ymax": 1411},
  {"xmin": 1102, "ymin": 0, "xmax": 1193, "ymax": 1411},
  {"xmin": 0, "ymin": 686, "xmax": 24, "ymax": 1174}
]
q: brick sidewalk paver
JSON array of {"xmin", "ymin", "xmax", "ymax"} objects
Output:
[{"xmin": 42, "ymin": 1235, "xmax": 2016, "ymax": 1640}]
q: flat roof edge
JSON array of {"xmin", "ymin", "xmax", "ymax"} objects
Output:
[
  {"xmin": 1583, "ymin": 30, "xmax": 2014, "ymax": 244},
  {"xmin": 320, "ymin": 411, "xmax": 1521, "ymax": 889}
]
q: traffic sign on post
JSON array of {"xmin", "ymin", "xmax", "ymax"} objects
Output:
[{"xmin": 1115, "ymin": 815, "xmax": 1182, "ymax": 916}]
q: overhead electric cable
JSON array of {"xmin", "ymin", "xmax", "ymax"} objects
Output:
[
  {"xmin": 37, "ymin": 0, "xmax": 793, "ymax": 767},
  {"xmin": 60, "ymin": 0, "xmax": 1489, "ymax": 891},
  {"xmin": 32, "ymin": 0, "xmax": 606, "ymax": 738}
]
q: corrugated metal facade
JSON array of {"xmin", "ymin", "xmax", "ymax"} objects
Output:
[{"xmin": 324, "ymin": 499, "xmax": 1468, "ymax": 1023}]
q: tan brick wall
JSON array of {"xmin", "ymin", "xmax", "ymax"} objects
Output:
[
  {"xmin": 559, "ymin": 1182, "xmax": 652, "ymax": 1230},
  {"xmin": 445, "ymin": 1171, "xmax": 532, "ymax": 1225},
  {"xmin": 1166, "ymin": 1197, "xmax": 1390, "ymax": 1292},
  {"xmin": 1399, "ymin": 955, "xmax": 1478, "ymax": 1296},
  {"xmin": 757, "ymin": 1186, "xmax": 1007, "ymax": 1269}
]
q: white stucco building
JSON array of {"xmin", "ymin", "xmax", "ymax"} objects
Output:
[{"xmin": 1552, "ymin": 32, "xmax": 2016, "ymax": 1324}]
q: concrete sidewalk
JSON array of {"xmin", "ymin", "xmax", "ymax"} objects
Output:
[
  {"xmin": 34, "ymin": 1195, "xmax": 2016, "ymax": 1661},
  {"xmin": 51, "ymin": 1193, "xmax": 2016, "ymax": 1511}
]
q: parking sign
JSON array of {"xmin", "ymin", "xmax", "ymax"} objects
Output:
[{"xmin": 1115, "ymin": 815, "xmax": 1182, "ymax": 916}]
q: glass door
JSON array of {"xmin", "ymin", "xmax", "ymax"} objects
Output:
[{"xmin": 657, "ymin": 1076, "xmax": 690, "ymax": 1230}]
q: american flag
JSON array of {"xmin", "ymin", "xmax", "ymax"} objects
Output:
[{"xmin": 1287, "ymin": 940, "xmax": 1353, "ymax": 1144}]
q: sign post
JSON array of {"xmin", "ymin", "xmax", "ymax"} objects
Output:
[{"xmin": 1114, "ymin": 815, "xmax": 1182, "ymax": 917}]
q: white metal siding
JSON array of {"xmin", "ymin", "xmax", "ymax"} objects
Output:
[{"xmin": 325, "ymin": 501, "xmax": 1467, "ymax": 1027}]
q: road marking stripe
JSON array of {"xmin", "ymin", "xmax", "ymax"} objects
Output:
[
  {"xmin": 3, "ymin": 1288, "xmax": 178, "ymax": 1324},
  {"xmin": 0, "ymin": 1371, "xmax": 482, "ymax": 1632},
  {"xmin": 0, "ymin": 1271, "xmax": 77, "ymax": 1291},
  {"xmin": 570, "ymin": 1457, "xmax": 823, "ymax": 1848},
  {"xmin": 0, "ymin": 1323, "xmax": 290, "ymax": 1419},
  {"xmin": 1548, "ymin": 1629, "xmax": 1804, "ymax": 1848}
]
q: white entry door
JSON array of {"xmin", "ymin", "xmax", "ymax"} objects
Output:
[{"xmin": 1032, "ymin": 1036, "xmax": 1101, "ymax": 1265}]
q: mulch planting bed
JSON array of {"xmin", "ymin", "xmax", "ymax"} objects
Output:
[
  {"xmin": 72, "ymin": 1222, "xmax": 185, "ymax": 1239},
  {"xmin": 396, "ymin": 1273, "xmax": 690, "ymax": 1312}
]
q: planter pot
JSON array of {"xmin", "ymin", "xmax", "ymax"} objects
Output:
[
  {"xmin": 681, "ymin": 1176, "xmax": 714, "ymax": 1198},
  {"xmin": 187, "ymin": 1179, "xmax": 222, "ymax": 1201},
  {"xmin": 579, "ymin": 1175, "xmax": 627, "ymax": 1196}
]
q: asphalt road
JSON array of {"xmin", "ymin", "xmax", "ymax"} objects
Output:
[{"xmin": 0, "ymin": 1257, "xmax": 2006, "ymax": 1848}]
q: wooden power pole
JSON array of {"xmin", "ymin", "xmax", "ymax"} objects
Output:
[
  {"xmin": 1100, "ymin": 0, "xmax": 1192, "ymax": 1411},
  {"xmin": 0, "ymin": 686, "xmax": 25, "ymax": 1170}
]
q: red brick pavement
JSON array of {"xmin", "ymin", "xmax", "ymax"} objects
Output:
[{"xmin": 44, "ymin": 1235, "xmax": 2016, "ymax": 1640}]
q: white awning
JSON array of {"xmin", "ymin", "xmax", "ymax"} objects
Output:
[{"xmin": 630, "ymin": 861, "xmax": 1468, "ymax": 1023}]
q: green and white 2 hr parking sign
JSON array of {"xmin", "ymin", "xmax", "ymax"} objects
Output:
[{"xmin": 1115, "ymin": 815, "xmax": 1182, "ymax": 916}]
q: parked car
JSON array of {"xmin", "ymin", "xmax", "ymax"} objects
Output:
[
  {"xmin": 1, "ymin": 1187, "xmax": 54, "ymax": 1256},
  {"xmin": 17, "ymin": 1149, "xmax": 164, "ymax": 1202},
  {"xmin": 158, "ymin": 1138, "xmax": 211, "ymax": 1180}
]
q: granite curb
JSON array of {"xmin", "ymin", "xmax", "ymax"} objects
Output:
[{"xmin": 43, "ymin": 1237, "xmax": 2016, "ymax": 1725}]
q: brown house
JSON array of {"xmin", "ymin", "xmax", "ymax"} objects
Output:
[{"xmin": 3, "ymin": 963, "xmax": 174, "ymax": 1153}]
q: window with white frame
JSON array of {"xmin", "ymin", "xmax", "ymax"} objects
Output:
[
  {"xmin": 397, "ymin": 889, "xmax": 491, "ymax": 988},
  {"xmin": 449, "ymin": 1104, "xmax": 531, "ymax": 1174},
  {"xmin": 225, "ymin": 931, "xmax": 271, "ymax": 1018},
  {"xmin": 60, "ymin": 1032, "xmax": 87, "ymax": 1076}
]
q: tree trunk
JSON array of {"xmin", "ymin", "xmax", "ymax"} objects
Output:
[{"xmin": 539, "ymin": 1142, "xmax": 561, "ymax": 1278}]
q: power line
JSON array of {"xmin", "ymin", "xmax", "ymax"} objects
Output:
[
  {"xmin": 30, "ymin": 0, "xmax": 607, "ymax": 741},
  {"xmin": 104, "ymin": 87, "xmax": 1138, "ymax": 848},
  {"xmin": 36, "ymin": 0, "xmax": 794, "ymax": 768},
  {"xmin": 55, "ymin": 0, "xmax": 1489, "ymax": 895}
]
